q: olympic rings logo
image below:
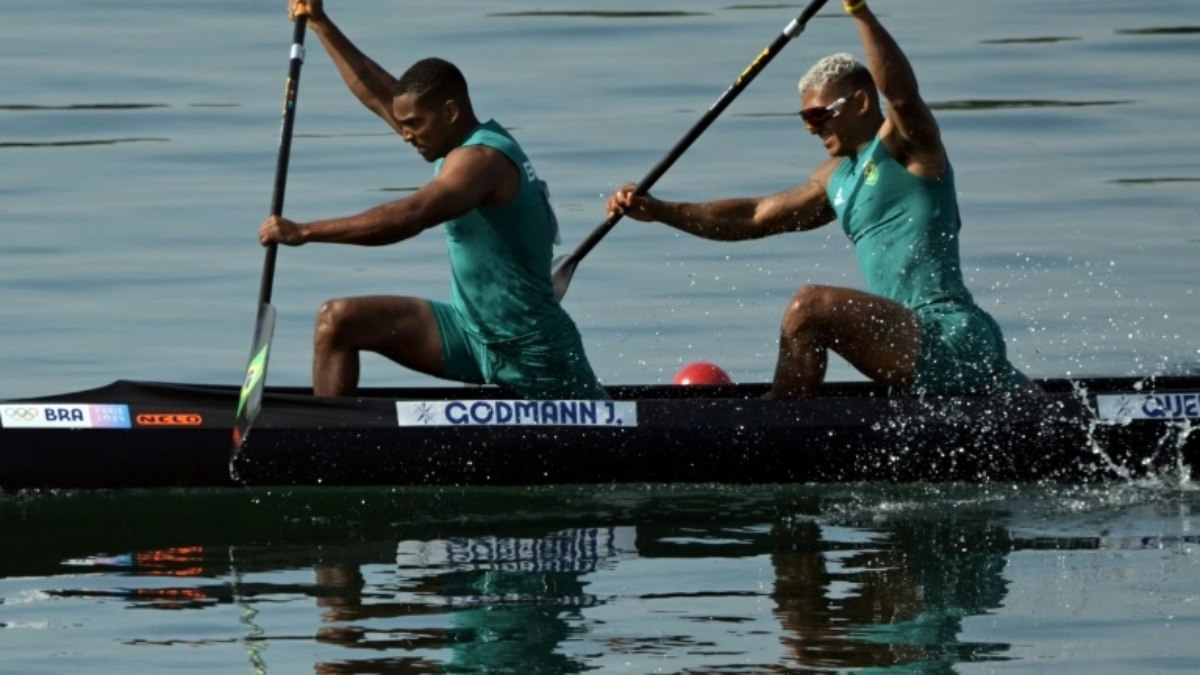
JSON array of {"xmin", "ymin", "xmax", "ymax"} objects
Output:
[{"xmin": 2, "ymin": 407, "xmax": 41, "ymax": 421}]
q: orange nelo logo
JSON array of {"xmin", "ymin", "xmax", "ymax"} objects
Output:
[{"xmin": 136, "ymin": 413, "xmax": 204, "ymax": 426}]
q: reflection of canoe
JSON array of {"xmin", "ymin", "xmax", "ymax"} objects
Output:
[{"xmin": 2, "ymin": 377, "xmax": 1198, "ymax": 489}]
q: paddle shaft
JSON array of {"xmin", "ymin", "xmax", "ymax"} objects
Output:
[
  {"xmin": 257, "ymin": 16, "xmax": 308, "ymax": 306},
  {"xmin": 553, "ymin": 0, "xmax": 831, "ymax": 298},
  {"xmin": 232, "ymin": 17, "xmax": 307, "ymax": 451}
]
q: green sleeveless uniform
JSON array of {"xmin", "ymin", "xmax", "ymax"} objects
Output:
[
  {"xmin": 431, "ymin": 120, "xmax": 605, "ymax": 399},
  {"xmin": 826, "ymin": 135, "xmax": 1027, "ymax": 394}
]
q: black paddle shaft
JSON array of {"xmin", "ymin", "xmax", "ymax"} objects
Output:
[
  {"xmin": 257, "ymin": 16, "xmax": 308, "ymax": 307},
  {"xmin": 554, "ymin": 0, "xmax": 831, "ymax": 297},
  {"xmin": 232, "ymin": 17, "xmax": 308, "ymax": 453}
]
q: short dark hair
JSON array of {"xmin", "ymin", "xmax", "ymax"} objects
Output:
[{"xmin": 394, "ymin": 57, "xmax": 469, "ymax": 102}]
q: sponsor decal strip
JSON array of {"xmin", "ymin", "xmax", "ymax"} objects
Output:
[
  {"xmin": 135, "ymin": 413, "xmax": 204, "ymax": 427},
  {"xmin": 396, "ymin": 399, "xmax": 638, "ymax": 427},
  {"xmin": 1095, "ymin": 392, "xmax": 1200, "ymax": 421},
  {"xmin": 1, "ymin": 403, "xmax": 132, "ymax": 429}
]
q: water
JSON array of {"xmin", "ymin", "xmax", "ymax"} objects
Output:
[
  {"xmin": 2, "ymin": 0, "xmax": 1197, "ymax": 396},
  {"xmin": 2, "ymin": 484, "xmax": 1199, "ymax": 674},
  {"xmin": 2, "ymin": 0, "xmax": 1200, "ymax": 672}
]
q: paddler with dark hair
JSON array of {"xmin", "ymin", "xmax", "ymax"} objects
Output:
[
  {"xmin": 259, "ymin": 0, "xmax": 606, "ymax": 400},
  {"xmin": 606, "ymin": 1, "xmax": 1036, "ymax": 399}
]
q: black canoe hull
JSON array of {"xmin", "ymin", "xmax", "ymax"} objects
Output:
[{"xmin": 2, "ymin": 377, "xmax": 1198, "ymax": 489}]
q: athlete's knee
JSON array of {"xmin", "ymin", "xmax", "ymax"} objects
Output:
[
  {"xmin": 314, "ymin": 298, "xmax": 355, "ymax": 348},
  {"xmin": 781, "ymin": 285, "xmax": 839, "ymax": 337}
]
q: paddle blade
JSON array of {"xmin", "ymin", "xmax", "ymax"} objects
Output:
[
  {"xmin": 233, "ymin": 302, "xmax": 277, "ymax": 448},
  {"xmin": 552, "ymin": 253, "xmax": 578, "ymax": 300}
]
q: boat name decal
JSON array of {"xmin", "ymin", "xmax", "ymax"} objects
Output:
[
  {"xmin": 0, "ymin": 403, "xmax": 132, "ymax": 429},
  {"xmin": 1095, "ymin": 392, "xmax": 1200, "ymax": 420},
  {"xmin": 395, "ymin": 399, "xmax": 638, "ymax": 427},
  {"xmin": 135, "ymin": 413, "xmax": 204, "ymax": 427}
]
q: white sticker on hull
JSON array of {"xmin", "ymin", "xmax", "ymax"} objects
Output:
[
  {"xmin": 0, "ymin": 403, "xmax": 132, "ymax": 429},
  {"xmin": 395, "ymin": 399, "xmax": 638, "ymax": 427},
  {"xmin": 1095, "ymin": 392, "xmax": 1200, "ymax": 421}
]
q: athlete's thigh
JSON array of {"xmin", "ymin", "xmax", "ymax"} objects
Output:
[
  {"xmin": 326, "ymin": 295, "xmax": 443, "ymax": 376},
  {"xmin": 820, "ymin": 286, "xmax": 921, "ymax": 385}
]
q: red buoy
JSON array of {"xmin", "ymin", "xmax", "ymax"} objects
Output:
[{"xmin": 672, "ymin": 361, "xmax": 733, "ymax": 386}]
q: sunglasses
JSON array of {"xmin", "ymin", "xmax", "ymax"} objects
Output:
[{"xmin": 798, "ymin": 92, "xmax": 857, "ymax": 131}]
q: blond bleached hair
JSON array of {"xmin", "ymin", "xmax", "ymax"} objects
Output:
[{"xmin": 798, "ymin": 53, "xmax": 869, "ymax": 94}]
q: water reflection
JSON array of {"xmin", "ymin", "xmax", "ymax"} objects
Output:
[
  {"xmin": 299, "ymin": 512, "xmax": 1012, "ymax": 671},
  {"xmin": 635, "ymin": 516, "xmax": 1011, "ymax": 671},
  {"xmin": 46, "ymin": 517, "xmax": 1014, "ymax": 669},
  {"xmin": 6, "ymin": 485, "xmax": 1197, "ymax": 672},
  {"xmin": 309, "ymin": 530, "xmax": 612, "ymax": 673}
]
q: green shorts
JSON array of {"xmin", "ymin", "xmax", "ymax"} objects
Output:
[
  {"xmin": 911, "ymin": 304, "xmax": 1028, "ymax": 396},
  {"xmin": 429, "ymin": 301, "xmax": 608, "ymax": 400}
]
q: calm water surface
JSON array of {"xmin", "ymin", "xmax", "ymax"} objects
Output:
[
  {"xmin": 3, "ymin": 483, "xmax": 1200, "ymax": 674},
  {"xmin": 2, "ymin": 0, "xmax": 1199, "ymax": 672},
  {"xmin": 1, "ymin": 0, "xmax": 1196, "ymax": 394}
]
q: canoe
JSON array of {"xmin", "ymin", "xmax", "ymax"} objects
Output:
[{"xmin": 2, "ymin": 376, "xmax": 1198, "ymax": 490}]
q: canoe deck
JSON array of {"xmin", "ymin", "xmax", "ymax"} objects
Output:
[{"xmin": 2, "ymin": 377, "xmax": 1198, "ymax": 489}]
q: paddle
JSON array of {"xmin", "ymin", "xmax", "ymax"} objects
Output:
[
  {"xmin": 552, "ymin": 0, "xmax": 832, "ymax": 299},
  {"xmin": 232, "ymin": 16, "xmax": 308, "ymax": 453}
]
